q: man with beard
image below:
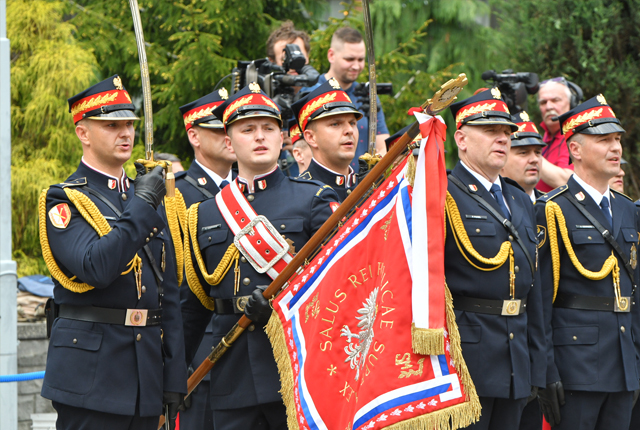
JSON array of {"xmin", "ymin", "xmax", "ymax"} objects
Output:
[
  {"xmin": 292, "ymin": 77, "xmax": 363, "ymax": 201},
  {"xmin": 536, "ymin": 78, "xmax": 583, "ymax": 192},
  {"xmin": 502, "ymin": 111, "xmax": 547, "ymax": 202}
]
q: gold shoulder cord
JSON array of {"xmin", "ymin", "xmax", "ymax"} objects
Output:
[
  {"xmin": 39, "ymin": 188, "xmax": 142, "ymax": 294},
  {"xmin": 164, "ymin": 189, "xmax": 186, "ymax": 285},
  {"xmin": 183, "ymin": 202, "xmax": 240, "ymax": 310},
  {"xmin": 445, "ymin": 192, "xmax": 516, "ymax": 300},
  {"xmin": 545, "ymin": 201, "xmax": 622, "ymax": 306}
]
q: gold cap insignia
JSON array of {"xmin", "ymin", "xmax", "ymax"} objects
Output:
[
  {"xmin": 597, "ymin": 94, "xmax": 608, "ymax": 105},
  {"xmin": 329, "ymin": 77, "xmax": 341, "ymax": 90},
  {"xmin": 575, "ymin": 191, "xmax": 585, "ymax": 201},
  {"xmin": 520, "ymin": 111, "xmax": 530, "ymax": 122},
  {"xmin": 218, "ymin": 87, "xmax": 229, "ymax": 100},
  {"xmin": 249, "ymin": 82, "xmax": 261, "ymax": 93},
  {"xmin": 113, "ymin": 76, "xmax": 124, "ymax": 90},
  {"xmin": 491, "ymin": 87, "xmax": 502, "ymax": 100}
]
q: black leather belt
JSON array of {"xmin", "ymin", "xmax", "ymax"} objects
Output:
[
  {"xmin": 452, "ymin": 295, "xmax": 528, "ymax": 316},
  {"xmin": 59, "ymin": 305, "xmax": 162, "ymax": 326},
  {"xmin": 214, "ymin": 296, "xmax": 251, "ymax": 315},
  {"xmin": 554, "ymin": 293, "xmax": 632, "ymax": 312}
]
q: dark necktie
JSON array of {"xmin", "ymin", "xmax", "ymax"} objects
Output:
[
  {"xmin": 219, "ymin": 180, "xmax": 229, "ymax": 190},
  {"xmin": 600, "ymin": 195, "xmax": 613, "ymax": 230},
  {"xmin": 490, "ymin": 183, "xmax": 511, "ymax": 221}
]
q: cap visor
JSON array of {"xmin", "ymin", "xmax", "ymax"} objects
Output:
[
  {"xmin": 226, "ymin": 111, "xmax": 282, "ymax": 127},
  {"xmin": 313, "ymin": 107, "xmax": 363, "ymax": 122},
  {"xmin": 510, "ymin": 137, "xmax": 546, "ymax": 147},
  {"xmin": 88, "ymin": 110, "xmax": 140, "ymax": 121},
  {"xmin": 197, "ymin": 119, "xmax": 224, "ymax": 129},
  {"xmin": 579, "ymin": 122, "xmax": 625, "ymax": 135},
  {"xmin": 465, "ymin": 117, "xmax": 518, "ymax": 132}
]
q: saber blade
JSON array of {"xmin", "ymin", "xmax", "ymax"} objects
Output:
[{"xmin": 362, "ymin": 0, "xmax": 377, "ymax": 155}]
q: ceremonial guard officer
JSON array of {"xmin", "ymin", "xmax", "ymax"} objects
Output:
[
  {"xmin": 292, "ymin": 78, "xmax": 362, "ymax": 201},
  {"xmin": 502, "ymin": 112, "xmax": 547, "ymax": 204},
  {"xmin": 176, "ymin": 89, "xmax": 237, "ymax": 430},
  {"xmin": 446, "ymin": 89, "xmax": 546, "ymax": 430},
  {"xmin": 176, "ymin": 88, "xmax": 236, "ymax": 206},
  {"xmin": 535, "ymin": 95, "xmax": 640, "ymax": 429},
  {"xmin": 181, "ymin": 83, "xmax": 339, "ymax": 429},
  {"xmin": 39, "ymin": 75, "xmax": 187, "ymax": 429}
]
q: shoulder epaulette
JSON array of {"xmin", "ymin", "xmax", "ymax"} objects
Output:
[
  {"xmin": 503, "ymin": 177, "xmax": 525, "ymax": 193},
  {"xmin": 288, "ymin": 175, "xmax": 325, "ymax": 188},
  {"xmin": 315, "ymin": 184, "xmax": 334, "ymax": 196},
  {"xmin": 536, "ymin": 184, "xmax": 568, "ymax": 203},
  {"xmin": 174, "ymin": 170, "xmax": 188, "ymax": 180},
  {"xmin": 611, "ymin": 188, "xmax": 632, "ymax": 202},
  {"xmin": 51, "ymin": 178, "xmax": 87, "ymax": 189},
  {"xmin": 297, "ymin": 171, "xmax": 312, "ymax": 181}
]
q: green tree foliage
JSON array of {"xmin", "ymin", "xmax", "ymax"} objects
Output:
[
  {"xmin": 493, "ymin": 0, "xmax": 640, "ymax": 197},
  {"xmin": 9, "ymin": 0, "xmax": 98, "ymax": 276}
]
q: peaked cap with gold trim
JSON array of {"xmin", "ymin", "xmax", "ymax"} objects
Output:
[
  {"xmin": 68, "ymin": 75, "xmax": 139, "ymax": 124},
  {"xmin": 212, "ymin": 82, "xmax": 282, "ymax": 128},
  {"xmin": 289, "ymin": 119, "xmax": 303, "ymax": 144},
  {"xmin": 291, "ymin": 77, "xmax": 362, "ymax": 132},
  {"xmin": 449, "ymin": 88, "xmax": 517, "ymax": 132},
  {"xmin": 510, "ymin": 111, "xmax": 546, "ymax": 147},
  {"xmin": 179, "ymin": 88, "xmax": 229, "ymax": 131},
  {"xmin": 558, "ymin": 94, "xmax": 624, "ymax": 140}
]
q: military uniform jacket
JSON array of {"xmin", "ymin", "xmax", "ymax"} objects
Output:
[
  {"xmin": 445, "ymin": 163, "xmax": 546, "ymax": 399},
  {"xmin": 41, "ymin": 162, "xmax": 187, "ymax": 417},
  {"xmin": 175, "ymin": 161, "xmax": 231, "ymax": 207},
  {"xmin": 298, "ymin": 158, "xmax": 357, "ymax": 202},
  {"xmin": 536, "ymin": 176, "xmax": 640, "ymax": 392},
  {"xmin": 181, "ymin": 168, "xmax": 339, "ymax": 410}
]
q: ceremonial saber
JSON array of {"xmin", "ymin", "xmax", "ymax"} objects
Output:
[
  {"xmin": 128, "ymin": 0, "xmax": 174, "ymax": 195},
  {"xmin": 362, "ymin": 0, "xmax": 378, "ymax": 156},
  {"xmin": 157, "ymin": 74, "xmax": 469, "ymax": 429}
]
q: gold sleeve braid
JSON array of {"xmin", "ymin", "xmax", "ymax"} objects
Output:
[
  {"xmin": 164, "ymin": 188, "xmax": 186, "ymax": 285},
  {"xmin": 545, "ymin": 200, "xmax": 620, "ymax": 303},
  {"xmin": 39, "ymin": 188, "xmax": 142, "ymax": 293},
  {"xmin": 183, "ymin": 202, "xmax": 240, "ymax": 310}
]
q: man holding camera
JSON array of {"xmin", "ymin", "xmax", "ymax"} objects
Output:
[
  {"xmin": 180, "ymin": 83, "xmax": 339, "ymax": 429},
  {"xmin": 302, "ymin": 26, "xmax": 390, "ymax": 170},
  {"xmin": 291, "ymin": 77, "xmax": 362, "ymax": 201}
]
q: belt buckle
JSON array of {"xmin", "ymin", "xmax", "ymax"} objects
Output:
[
  {"xmin": 615, "ymin": 297, "xmax": 631, "ymax": 312},
  {"xmin": 233, "ymin": 215, "xmax": 290, "ymax": 274},
  {"xmin": 501, "ymin": 299, "xmax": 521, "ymax": 316},
  {"xmin": 235, "ymin": 296, "xmax": 249, "ymax": 313},
  {"xmin": 125, "ymin": 309, "xmax": 148, "ymax": 326}
]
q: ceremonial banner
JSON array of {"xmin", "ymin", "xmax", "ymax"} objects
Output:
[{"xmin": 266, "ymin": 116, "xmax": 480, "ymax": 430}]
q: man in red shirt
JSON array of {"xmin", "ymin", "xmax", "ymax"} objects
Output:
[{"xmin": 536, "ymin": 78, "xmax": 582, "ymax": 192}]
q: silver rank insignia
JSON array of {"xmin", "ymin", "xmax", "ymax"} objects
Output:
[
  {"xmin": 575, "ymin": 191, "xmax": 585, "ymax": 201},
  {"xmin": 631, "ymin": 244, "xmax": 637, "ymax": 270}
]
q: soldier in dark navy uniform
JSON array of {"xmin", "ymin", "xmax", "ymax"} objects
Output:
[
  {"xmin": 535, "ymin": 95, "xmax": 640, "ymax": 430},
  {"xmin": 176, "ymin": 88, "xmax": 237, "ymax": 430},
  {"xmin": 180, "ymin": 83, "xmax": 339, "ymax": 430},
  {"xmin": 291, "ymin": 77, "xmax": 362, "ymax": 201},
  {"xmin": 445, "ymin": 89, "xmax": 547, "ymax": 430},
  {"xmin": 39, "ymin": 75, "xmax": 187, "ymax": 430}
]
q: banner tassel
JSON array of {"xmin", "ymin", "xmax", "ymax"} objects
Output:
[{"xmin": 411, "ymin": 325, "xmax": 445, "ymax": 356}]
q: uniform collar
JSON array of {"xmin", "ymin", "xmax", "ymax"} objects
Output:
[
  {"xmin": 459, "ymin": 160, "xmax": 502, "ymax": 193},
  {"xmin": 306, "ymin": 158, "xmax": 356, "ymax": 188},
  {"xmin": 79, "ymin": 158, "xmax": 130, "ymax": 192},
  {"xmin": 194, "ymin": 159, "xmax": 232, "ymax": 188},
  {"xmin": 572, "ymin": 173, "xmax": 611, "ymax": 207},
  {"xmin": 236, "ymin": 165, "xmax": 284, "ymax": 193}
]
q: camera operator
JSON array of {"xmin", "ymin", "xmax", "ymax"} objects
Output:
[{"xmin": 301, "ymin": 26, "xmax": 390, "ymax": 170}]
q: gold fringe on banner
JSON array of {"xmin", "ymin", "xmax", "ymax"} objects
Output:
[
  {"xmin": 411, "ymin": 325, "xmax": 445, "ymax": 356},
  {"xmin": 265, "ymin": 313, "xmax": 300, "ymax": 430}
]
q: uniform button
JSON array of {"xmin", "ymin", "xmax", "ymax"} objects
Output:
[
  {"xmin": 160, "ymin": 231, "xmax": 164, "ymax": 236},
  {"xmin": 241, "ymin": 257, "xmax": 247, "ymax": 263},
  {"xmin": 588, "ymin": 236, "xmax": 592, "ymax": 240},
  {"xmin": 572, "ymin": 336, "xmax": 577, "ymax": 341},
  {"xmin": 247, "ymin": 195, "xmax": 255, "ymax": 202},
  {"xmin": 208, "ymin": 237, "xmax": 212, "ymax": 242},
  {"xmin": 346, "ymin": 189, "xmax": 352, "ymax": 195},
  {"xmin": 243, "ymin": 277, "xmax": 251, "ymax": 285},
  {"xmin": 121, "ymin": 193, "xmax": 127, "ymax": 201},
  {"xmin": 509, "ymin": 333, "xmax": 514, "ymax": 340},
  {"xmin": 146, "ymin": 238, "xmax": 150, "ymax": 243},
  {"xmin": 136, "ymin": 334, "xmax": 142, "ymax": 341},
  {"xmin": 514, "ymin": 266, "xmax": 520, "ymax": 273},
  {"xmin": 248, "ymin": 324, "xmax": 255, "ymax": 332},
  {"xmin": 509, "ymin": 235, "xmax": 514, "ymax": 241},
  {"xmin": 475, "ymin": 228, "xmax": 481, "ymax": 233},
  {"xmin": 281, "ymin": 224, "xmax": 286, "ymax": 230},
  {"xmin": 621, "ymin": 326, "xmax": 626, "ymax": 333},
  {"xmin": 150, "ymin": 232, "xmax": 154, "ymax": 237},
  {"xmin": 73, "ymin": 338, "xmax": 78, "ymax": 344},
  {"xmin": 153, "ymin": 228, "xmax": 158, "ymax": 233},
  {"xmin": 141, "ymin": 286, "xmax": 147, "ymax": 293}
]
